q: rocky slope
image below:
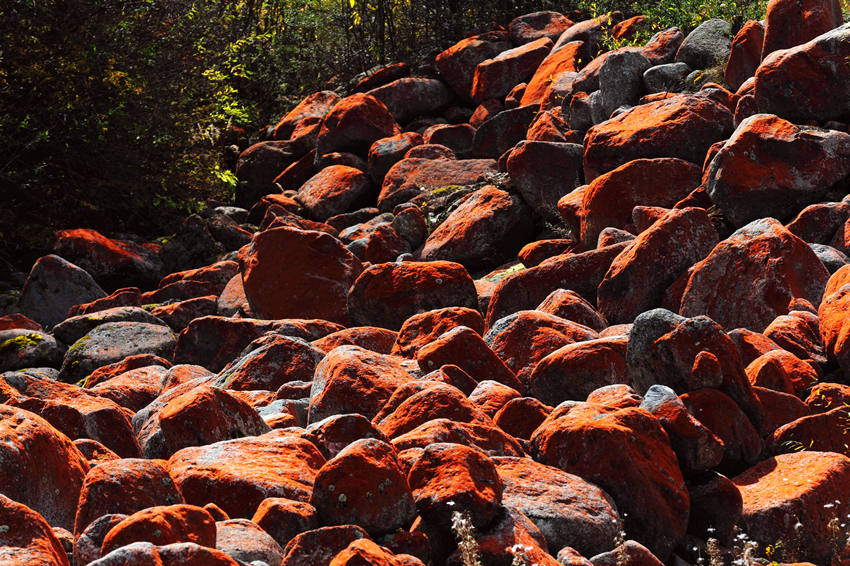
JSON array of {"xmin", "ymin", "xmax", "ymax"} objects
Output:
[{"xmin": 2, "ymin": 2, "xmax": 850, "ymax": 565}]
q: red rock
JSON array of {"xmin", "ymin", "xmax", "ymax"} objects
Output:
[
  {"xmin": 526, "ymin": 110, "xmax": 578, "ymax": 142},
  {"xmin": 706, "ymin": 114, "xmax": 850, "ymax": 227},
  {"xmin": 175, "ymin": 316, "xmax": 294, "ymax": 371},
  {"xmin": 627, "ymin": 309, "xmax": 764, "ymax": 432},
  {"xmin": 484, "ymin": 310, "xmax": 599, "ymax": 385},
  {"xmin": 149, "ymin": 296, "xmax": 218, "ymax": 331},
  {"xmin": 416, "ymin": 326, "xmax": 523, "ymax": 392},
  {"xmin": 754, "ymin": 24, "xmax": 850, "ymax": 122},
  {"xmin": 281, "ymin": 525, "xmax": 371, "ymax": 566},
  {"xmin": 0, "ymin": 494, "xmax": 70, "ymax": 565},
  {"xmin": 806, "ymin": 382, "xmax": 850, "ymax": 412},
  {"xmin": 579, "ymin": 158, "xmax": 702, "ymax": 248},
  {"xmin": 763, "ymin": 310, "xmax": 826, "ymax": 364},
  {"xmin": 304, "ymin": 413, "xmax": 389, "ymax": 460},
  {"xmin": 68, "ymin": 288, "xmax": 142, "ymax": 317},
  {"xmin": 347, "ymin": 260, "xmax": 477, "ymax": 331},
  {"xmin": 309, "ymin": 438, "xmax": 416, "ymax": 535},
  {"xmin": 728, "ymin": 328, "xmax": 783, "ymax": 366},
  {"xmin": 679, "ymin": 218, "xmax": 829, "ymax": 332},
  {"xmin": 530, "ymin": 337, "xmax": 628, "ymax": 405},
  {"xmin": 352, "ymin": 62, "xmax": 410, "ymax": 94},
  {"xmin": 612, "ymin": 15, "xmax": 647, "ymax": 40},
  {"xmin": 535, "ymin": 289, "xmax": 607, "ymax": 331},
  {"xmin": 89, "ymin": 365, "xmax": 167, "ymax": 412},
  {"xmin": 74, "ymin": 438, "xmax": 121, "ymax": 467},
  {"xmin": 252, "ymin": 498, "xmax": 318, "ymax": 550},
  {"xmin": 75, "ymin": 458, "xmax": 183, "ymax": 534},
  {"xmin": 468, "ymin": 380, "xmax": 522, "ymax": 417},
  {"xmin": 391, "ymin": 417, "xmax": 524, "ymax": 457},
  {"xmin": 787, "ymin": 201, "xmax": 850, "ymax": 245},
  {"xmin": 681, "ymin": 388, "xmax": 762, "ymax": 472},
  {"xmin": 155, "ymin": 385, "xmax": 270, "ymax": 456},
  {"xmin": 733, "ymin": 451, "xmax": 850, "ymax": 564},
  {"xmin": 470, "ymin": 37, "xmax": 552, "ymax": 103},
  {"xmin": 363, "ymin": 224, "xmax": 411, "ymax": 263},
  {"xmin": 521, "ymin": 41, "xmax": 583, "ymax": 106},
  {"xmin": 517, "ymin": 239, "xmax": 578, "ymax": 268},
  {"xmin": 421, "ymin": 364, "xmax": 478, "ymax": 395},
  {"xmin": 723, "ymin": 20, "xmax": 764, "ymax": 91},
  {"xmin": 159, "ymin": 260, "xmax": 239, "ymax": 292},
  {"xmin": 215, "ymin": 518, "xmax": 286, "ymax": 566},
  {"xmin": 770, "ymin": 405, "xmax": 850, "ymax": 457},
  {"xmin": 274, "ymin": 91, "xmax": 341, "ymax": 140},
  {"xmin": 54, "ymin": 228, "xmax": 163, "ymax": 289},
  {"xmin": 472, "ymin": 105, "xmax": 539, "ymax": 159},
  {"xmin": 167, "ymin": 431, "xmax": 325, "ymax": 519},
  {"xmin": 312, "ymin": 326, "xmax": 397, "ymax": 355},
  {"xmin": 598, "ymin": 207, "xmax": 717, "ymax": 324},
  {"xmin": 531, "ymin": 403, "xmax": 687, "ymax": 560},
  {"xmin": 408, "ymin": 442, "xmax": 503, "ymax": 531},
  {"xmin": 552, "ymin": 13, "xmax": 615, "ymax": 60},
  {"xmin": 276, "ymin": 150, "xmax": 319, "ymax": 191},
  {"xmin": 585, "ymin": 384, "xmax": 643, "ymax": 409},
  {"xmin": 391, "ymin": 307, "xmax": 484, "ymax": 358},
  {"xmin": 506, "ymin": 140, "xmax": 584, "ymax": 220},
  {"xmin": 485, "ymin": 242, "xmax": 630, "ymax": 328},
  {"xmin": 331, "ymin": 538, "xmax": 422, "ymax": 566},
  {"xmin": 377, "ymin": 157, "xmax": 497, "ymax": 211},
  {"xmin": 493, "ymin": 397, "xmax": 552, "ymax": 440},
  {"xmin": 503, "ymin": 82, "xmax": 526, "ymax": 108},
  {"xmin": 435, "ymin": 30, "xmax": 512, "ymax": 100},
  {"xmin": 242, "ymin": 227, "xmax": 362, "ymax": 324},
  {"xmin": 583, "ymin": 94, "xmax": 733, "ymax": 182},
  {"xmin": 367, "ymin": 78, "xmax": 453, "ymax": 125},
  {"xmin": 422, "ymin": 124, "xmax": 474, "ymax": 156},
  {"xmin": 446, "ymin": 507, "xmax": 561, "ymax": 566},
  {"xmin": 235, "ymin": 141, "xmax": 299, "ymax": 207},
  {"xmin": 470, "ymin": 99, "xmax": 504, "ymax": 127},
  {"xmin": 641, "ymin": 27, "xmax": 685, "ymax": 65},
  {"xmin": 556, "ymin": 185, "xmax": 587, "ymax": 235},
  {"xmin": 421, "ymin": 185, "xmax": 534, "ymax": 271},
  {"xmin": 100, "ymin": 504, "xmax": 216, "ymax": 555},
  {"xmin": 215, "ymin": 334, "xmax": 325, "ymax": 391},
  {"xmin": 745, "ymin": 350, "xmax": 819, "ymax": 396},
  {"xmin": 95, "ymin": 541, "xmax": 241, "ymax": 565},
  {"xmin": 316, "ymin": 93, "xmax": 401, "ymax": 159},
  {"xmin": 640, "ymin": 385, "xmax": 724, "ymax": 474},
  {"xmin": 309, "ymin": 346, "xmax": 413, "ymax": 423},
  {"xmin": 374, "ymin": 382, "xmax": 489, "ymax": 439},
  {"xmin": 819, "ymin": 280, "xmax": 850, "ymax": 374},
  {"xmin": 589, "ymin": 540, "xmax": 664, "ymax": 566},
  {"xmin": 368, "ymin": 133, "xmax": 423, "ymax": 182},
  {"xmin": 825, "ymin": 264, "xmax": 850, "ymax": 297},
  {"xmin": 297, "ymin": 165, "xmax": 374, "ymax": 221},
  {"xmin": 762, "ymin": 0, "xmax": 842, "ymax": 56},
  {"xmin": 510, "ymin": 11, "xmax": 572, "ymax": 45}
]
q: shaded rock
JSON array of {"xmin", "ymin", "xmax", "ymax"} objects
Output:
[
  {"xmin": 0, "ymin": 329, "xmax": 64, "ymax": 371},
  {"xmin": 281, "ymin": 525, "xmax": 370, "ymax": 566},
  {"xmin": 368, "ymin": 78, "xmax": 453, "ymax": 125},
  {"xmin": 472, "ymin": 104, "xmax": 539, "ymax": 159},
  {"xmin": 435, "ymin": 30, "xmax": 512, "ymax": 101},
  {"xmin": 509, "ymin": 11, "xmax": 573, "ymax": 45},
  {"xmin": 215, "ymin": 335, "xmax": 325, "ymax": 391},
  {"xmin": 0, "ymin": 493, "xmax": 71, "ymax": 566},
  {"xmin": 642, "ymin": 62, "xmax": 691, "ymax": 93},
  {"xmin": 18, "ymin": 255, "xmax": 105, "ymax": 330},
  {"xmin": 53, "ymin": 306, "xmax": 166, "ymax": 345},
  {"xmin": 391, "ymin": 306, "xmax": 485, "ymax": 358},
  {"xmin": 507, "ymin": 141, "xmax": 584, "ymax": 220},
  {"xmin": 674, "ymin": 19, "xmax": 732, "ymax": 70},
  {"xmin": 252, "ymin": 498, "xmax": 318, "ymax": 550},
  {"xmin": 377, "ymin": 157, "xmax": 498, "ymax": 212},
  {"xmin": 216, "ymin": 518, "xmax": 286, "ymax": 566},
  {"xmin": 54, "ymin": 228, "xmax": 163, "ymax": 289}
]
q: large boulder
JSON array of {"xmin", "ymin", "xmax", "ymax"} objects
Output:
[
  {"xmin": 506, "ymin": 141, "xmax": 584, "ymax": 220},
  {"xmin": 241, "ymin": 227, "xmax": 363, "ymax": 324},
  {"xmin": 705, "ymin": 114, "xmax": 850, "ymax": 227},
  {"xmin": 377, "ymin": 157, "xmax": 498, "ymax": 212},
  {"xmin": 761, "ymin": 0, "xmax": 843, "ymax": 56},
  {"xmin": 754, "ymin": 23, "xmax": 850, "ymax": 122},
  {"xmin": 678, "ymin": 218, "xmax": 830, "ymax": 332},
  {"xmin": 367, "ymin": 78, "xmax": 453, "ymax": 124},
  {"xmin": 0, "ymin": 494, "xmax": 71, "ymax": 566},
  {"xmin": 297, "ymin": 165, "xmax": 374, "ymax": 221},
  {"xmin": 316, "ymin": 93, "xmax": 401, "ymax": 158},
  {"xmin": 273, "ymin": 91, "xmax": 341, "ymax": 140},
  {"xmin": 54, "ymin": 228, "xmax": 163, "ymax": 289},
  {"xmin": 471, "ymin": 37, "xmax": 553, "ymax": 103},
  {"xmin": 435, "ymin": 30, "xmax": 512, "ymax": 100},
  {"xmin": 17, "ymin": 255, "xmax": 105, "ymax": 330}
]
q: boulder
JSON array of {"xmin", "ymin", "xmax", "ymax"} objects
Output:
[
  {"xmin": 298, "ymin": 165, "xmax": 374, "ymax": 221},
  {"xmin": 377, "ymin": 157, "xmax": 498, "ymax": 212},
  {"xmin": 273, "ymin": 91, "xmax": 341, "ymax": 140},
  {"xmin": 762, "ymin": 0, "xmax": 843, "ymax": 56},
  {"xmin": 316, "ymin": 93, "xmax": 401, "ymax": 158},
  {"xmin": 435, "ymin": 30, "xmax": 512, "ymax": 100},
  {"xmin": 17, "ymin": 255, "xmax": 105, "ymax": 330},
  {"xmin": 472, "ymin": 105, "xmax": 539, "ymax": 158},
  {"xmin": 471, "ymin": 37, "xmax": 553, "ymax": 103},
  {"xmin": 521, "ymin": 41, "xmax": 583, "ymax": 106},
  {"xmin": 54, "ymin": 228, "xmax": 163, "ymax": 289},
  {"xmin": 507, "ymin": 141, "xmax": 584, "ymax": 220},
  {"xmin": 724, "ymin": 20, "xmax": 764, "ymax": 90},
  {"xmin": 509, "ymin": 11, "xmax": 573, "ymax": 45},
  {"xmin": 367, "ymin": 78, "xmax": 453, "ymax": 124},
  {"xmin": 391, "ymin": 307, "xmax": 485, "ymax": 358},
  {"xmin": 235, "ymin": 141, "xmax": 298, "ymax": 207},
  {"xmin": 674, "ymin": 19, "xmax": 732, "ymax": 70},
  {"xmin": 99, "ymin": 504, "xmax": 216, "ymax": 555},
  {"xmin": 0, "ymin": 494, "xmax": 70, "ymax": 566}
]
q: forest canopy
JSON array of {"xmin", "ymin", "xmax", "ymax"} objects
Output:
[{"xmin": 0, "ymin": 0, "xmax": 769, "ymax": 270}]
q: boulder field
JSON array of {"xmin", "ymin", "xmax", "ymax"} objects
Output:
[{"xmin": 3, "ymin": 4, "xmax": 850, "ymax": 566}]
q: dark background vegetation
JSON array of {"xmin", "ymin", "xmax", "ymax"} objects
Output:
[{"xmin": 0, "ymin": 0, "xmax": 768, "ymax": 273}]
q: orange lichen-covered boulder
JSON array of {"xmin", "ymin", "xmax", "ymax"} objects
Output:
[
  {"xmin": 705, "ymin": 114, "xmax": 850, "ymax": 227},
  {"xmin": 420, "ymin": 185, "xmax": 534, "ymax": 271},
  {"xmin": 309, "ymin": 438, "xmax": 416, "ymax": 535},
  {"xmin": 368, "ymin": 132, "xmax": 423, "ymax": 182},
  {"xmin": 509, "ymin": 11, "xmax": 572, "ymax": 44},
  {"xmin": 75, "ymin": 458, "xmax": 183, "ymax": 535},
  {"xmin": 251, "ymin": 498, "xmax": 318, "ymax": 550},
  {"xmin": 214, "ymin": 334, "xmax": 325, "ymax": 391},
  {"xmin": 416, "ymin": 326, "xmax": 523, "ymax": 392},
  {"xmin": 582, "ymin": 94, "xmax": 733, "ymax": 182},
  {"xmin": 367, "ymin": 78, "xmax": 454, "ymax": 125},
  {"xmin": 761, "ymin": 0, "xmax": 842, "ymax": 56},
  {"xmin": 377, "ymin": 157, "xmax": 497, "ymax": 212},
  {"xmin": 763, "ymin": 310, "xmax": 825, "ymax": 365},
  {"xmin": 54, "ymin": 228, "xmax": 163, "ymax": 289},
  {"xmin": 754, "ymin": 23, "xmax": 850, "ymax": 122},
  {"xmin": 435, "ymin": 30, "xmax": 512, "ymax": 100},
  {"xmin": 391, "ymin": 306, "xmax": 485, "ymax": 358},
  {"xmin": 529, "ymin": 337, "xmax": 628, "ymax": 405},
  {"xmin": 312, "ymin": 326, "xmax": 397, "ymax": 355},
  {"xmin": 733, "ymin": 451, "xmax": 850, "ymax": 564},
  {"xmin": 723, "ymin": 20, "xmax": 764, "ymax": 91},
  {"xmin": 273, "ymin": 91, "xmax": 340, "ymax": 140},
  {"xmin": 492, "ymin": 397, "xmax": 552, "ymax": 440},
  {"xmin": 597, "ymin": 207, "xmax": 718, "ymax": 324},
  {"xmin": 0, "ymin": 405, "xmax": 89, "ymax": 532},
  {"xmin": 156, "ymin": 385, "xmax": 271, "ymax": 456},
  {"xmin": 579, "ymin": 158, "xmax": 702, "ymax": 249},
  {"xmin": 484, "ymin": 310, "xmax": 599, "ymax": 384},
  {"xmin": 506, "ymin": 140, "xmax": 584, "ymax": 221},
  {"xmin": 535, "ymin": 289, "xmax": 607, "ymax": 331},
  {"xmin": 520, "ymin": 40, "xmax": 583, "ymax": 106},
  {"xmin": 167, "ymin": 431, "xmax": 325, "ymax": 519},
  {"xmin": 531, "ymin": 403, "xmax": 688, "ymax": 560},
  {"xmin": 494, "ymin": 456, "xmax": 621, "ymax": 557},
  {"xmin": 308, "ymin": 345, "xmax": 414, "ymax": 423},
  {"xmin": 373, "ymin": 382, "xmax": 489, "ymax": 439},
  {"xmin": 347, "ymin": 261, "xmax": 477, "ymax": 331},
  {"xmin": 297, "ymin": 165, "xmax": 374, "ymax": 221},
  {"xmin": 407, "ymin": 442, "xmax": 503, "ymax": 531},
  {"xmin": 470, "ymin": 37, "xmax": 553, "ymax": 103},
  {"xmin": 242, "ymin": 227, "xmax": 363, "ymax": 325},
  {"xmin": 678, "ymin": 219, "xmax": 829, "ymax": 332},
  {"xmin": 331, "ymin": 538, "xmax": 424, "ymax": 566},
  {"xmin": 304, "ymin": 413, "xmax": 389, "ymax": 460},
  {"xmin": 315, "ymin": 93, "xmax": 401, "ymax": 158},
  {"xmin": 819, "ymin": 277, "xmax": 850, "ymax": 374},
  {"xmin": 770, "ymin": 406, "xmax": 850, "ymax": 457},
  {"xmin": 745, "ymin": 349, "xmax": 819, "ymax": 396},
  {"xmin": 282, "ymin": 525, "xmax": 371, "ymax": 566},
  {"xmin": 100, "ymin": 504, "xmax": 216, "ymax": 555},
  {"xmin": 0, "ymin": 494, "xmax": 70, "ymax": 566}
]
